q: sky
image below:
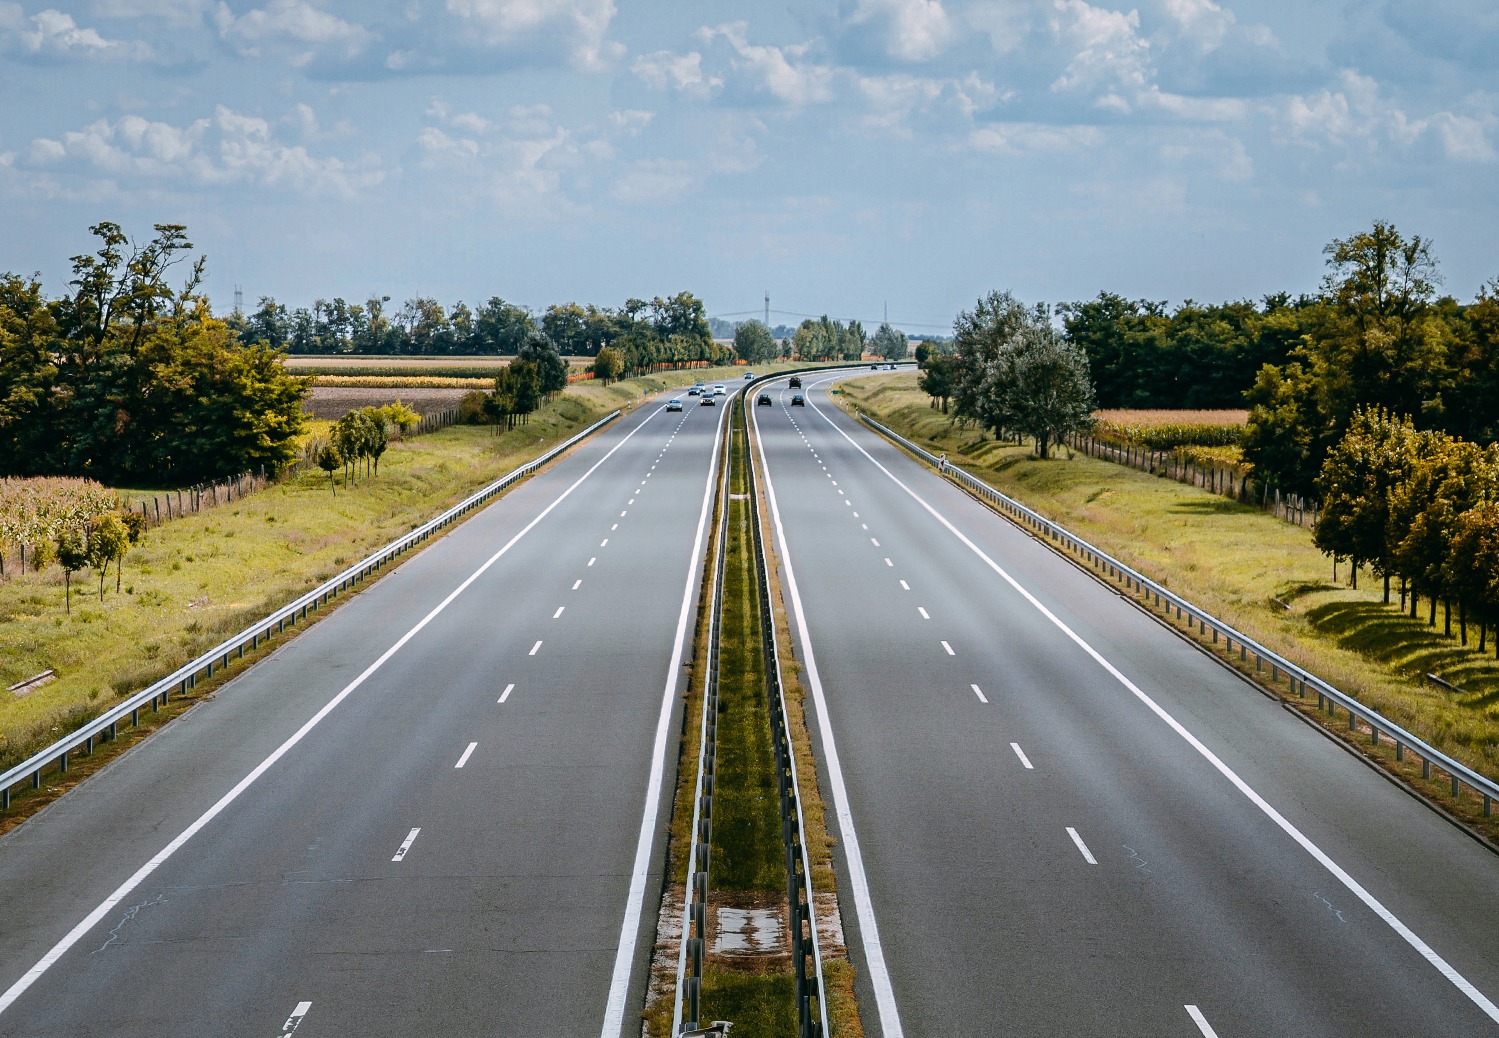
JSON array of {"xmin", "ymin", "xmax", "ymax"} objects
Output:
[{"xmin": 1, "ymin": 1, "xmax": 1496, "ymax": 335}]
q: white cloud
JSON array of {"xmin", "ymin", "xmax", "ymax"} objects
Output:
[
  {"xmin": 846, "ymin": 0, "xmax": 954, "ymax": 62},
  {"xmin": 1, "ymin": 4, "xmax": 154, "ymax": 59},
  {"xmin": 89, "ymin": 0, "xmax": 212, "ymax": 27},
  {"xmin": 27, "ymin": 105, "xmax": 384, "ymax": 195},
  {"xmin": 965, "ymin": 0, "xmax": 1033, "ymax": 56},
  {"xmin": 1281, "ymin": 70, "xmax": 1497, "ymax": 164},
  {"xmin": 214, "ymin": 0, "xmax": 371, "ymax": 61},
  {"xmin": 632, "ymin": 50, "xmax": 721, "ymax": 99},
  {"xmin": 444, "ymin": 0, "xmax": 620, "ymax": 70},
  {"xmin": 698, "ymin": 21, "xmax": 835, "ymax": 106},
  {"xmin": 968, "ymin": 121, "xmax": 1102, "ymax": 154},
  {"xmin": 1049, "ymin": 0, "xmax": 1152, "ymax": 106}
]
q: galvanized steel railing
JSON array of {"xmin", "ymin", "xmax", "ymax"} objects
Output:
[
  {"xmin": 0, "ymin": 410, "xmax": 621, "ymax": 811},
  {"xmin": 858, "ymin": 413, "xmax": 1499, "ymax": 819}
]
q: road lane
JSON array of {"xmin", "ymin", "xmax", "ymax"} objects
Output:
[
  {"xmin": 755, "ymin": 373, "xmax": 1499, "ymax": 1037},
  {"xmin": 0, "ymin": 397, "xmax": 726, "ymax": 1037}
]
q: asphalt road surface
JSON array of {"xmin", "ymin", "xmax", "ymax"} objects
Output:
[
  {"xmin": 753, "ymin": 372, "xmax": 1499, "ymax": 1038},
  {"xmin": 0, "ymin": 394, "xmax": 728, "ymax": 1038}
]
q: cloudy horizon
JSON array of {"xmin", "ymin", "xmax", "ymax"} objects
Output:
[{"xmin": 2, "ymin": 1, "xmax": 1495, "ymax": 333}]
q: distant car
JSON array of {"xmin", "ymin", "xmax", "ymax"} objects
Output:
[
  {"xmin": 712, "ymin": 384, "xmax": 726, "ymax": 396},
  {"xmin": 666, "ymin": 398, "xmax": 683, "ymax": 412},
  {"xmin": 791, "ymin": 394, "xmax": 805, "ymax": 407},
  {"xmin": 789, "ymin": 376, "xmax": 802, "ymax": 388},
  {"xmin": 744, "ymin": 372, "xmax": 755, "ymax": 379},
  {"xmin": 757, "ymin": 393, "xmax": 771, "ymax": 406},
  {"xmin": 701, "ymin": 395, "xmax": 716, "ymax": 406},
  {"xmin": 687, "ymin": 386, "xmax": 702, "ymax": 396},
  {"xmin": 871, "ymin": 363, "xmax": 879, "ymax": 369}
]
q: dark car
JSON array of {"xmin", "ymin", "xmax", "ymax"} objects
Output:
[
  {"xmin": 757, "ymin": 393, "xmax": 771, "ymax": 406},
  {"xmin": 791, "ymin": 394, "xmax": 805, "ymax": 406},
  {"xmin": 789, "ymin": 376, "xmax": 802, "ymax": 388},
  {"xmin": 701, "ymin": 395, "xmax": 716, "ymax": 406}
]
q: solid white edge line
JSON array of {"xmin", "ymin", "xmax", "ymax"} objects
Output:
[
  {"xmin": 809, "ymin": 388, "xmax": 1499, "ymax": 1025},
  {"xmin": 1010, "ymin": 742, "xmax": 1033, "ymax": 769},
  {"xmin": 0, "ymin": 407, "xmax": 661, "ymax": 1019},
  {"xmin": 1067, "ymin": 826, "xmax": 1098, "ymax": 865},
  {"xmin": 1185, "ymin": 1004, "xmax": 1220, "ymax": 1037},
  {"xmin": 752, "ymin": 389, "xmax": 906, "ymax": 1038},
  {"xmin": 598, "ymin": 398, "xmax": 729, "ymax": 1037},
  {"xmin": 392, "ymin": 828, "xmax": 421, "ymax": 862}
]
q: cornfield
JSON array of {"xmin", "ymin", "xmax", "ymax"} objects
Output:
[
  {"xmin": 1092, "ymin": 409, "xmax": 1247, "ymax": 451},
  {"xmin": 311, "ymin": 375, "xmax": 493, "ymax": 389},
  {"xmin": 0, "ymin": 477, "xmax": 121, "ymax": 574}
]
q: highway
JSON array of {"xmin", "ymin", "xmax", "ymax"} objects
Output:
[
  {"xmin": 753, "ymin": 372, "xmax": 1499, "ymax": 1037},
  {"xmin": 0, "ymin": 394, "xmax": 729, "ymax": 1038}
]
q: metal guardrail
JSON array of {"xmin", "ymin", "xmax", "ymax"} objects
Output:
[
  {"xmin": 748, "ymin": 394, "xmax": 831, "ymax": 1038},
  {"xmin": 0, "ymin": 410, "xmax": 622, "ymax": 811},
  {"xmin": 858, "ymin": 413, "xmax": 1499, "ymax": 819},
  {"xmin": 674, "ymin": 387, "xmax": 733, "ymax": 1035}
]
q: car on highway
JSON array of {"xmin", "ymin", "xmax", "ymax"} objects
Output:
[
  {"xmin": 687, "ymin": 386, "xmax": 702, "ymax": 396},
  {"xmin": 666, "ymin": 398, "xmax": 683, "ymax": 412},
  {"xmin": 712, "ymin": 384, "xmax": 726, "ymax": 396},
  {"xmin": 791, "ymin": 394, "xmax": 805, "ymax": 406},
  {"xmin": 788, "ymin": 376, "xmax": 802, "ymax": 388},
  {"xmin": 744, "ymin": 372, "xmax": 755, "ymax": 379},
  {"xmin": 757, "ymin": 393, "xmax": 771, "ymax": 406},
  {"xmin": 701, "ymin": 395, "xmax": 716, "ymax": 406}
]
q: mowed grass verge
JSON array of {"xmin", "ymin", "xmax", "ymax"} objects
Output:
[
  {"xmin": 837, "ymin": 374, "xmax": 1499, "ymax": 821},
  {"xmin": 0, "ymin": 367, "xmax": 749, "ymax": 784}
]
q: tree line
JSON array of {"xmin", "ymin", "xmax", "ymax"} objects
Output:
[
  {"xmin": 1317, "ymin": 407, "xmax": 1499, "ymax": 649},
  {"xmin": 234, "ymin": 289, "xmax": 722, "ymax": 361},
  {"xmin": 0, "ymin": 223, "xmax": 310, "ymax": 485}
]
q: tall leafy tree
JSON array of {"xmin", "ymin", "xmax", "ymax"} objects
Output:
[
  {"xmin": 977, "ymin": 322, "xmax": 1095, "ymax": 459},
  {"xmin": 1315, "ymin": 408, "xmax": 1421, "ymax": 598},
  {"xmin": 733, "ymin": 319, "xmax": 778, "ymax": 363},
  {"xmin": 872, "ymin": 322, "xmax": 908, "ymax": 360}
]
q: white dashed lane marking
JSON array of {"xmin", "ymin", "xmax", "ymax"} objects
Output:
[
  {"xmin": 499, "ymin": 683, "xmax": 514, "ymax": 703},
  {"xmin": 970, "ymin": 684, "xmax": 988, "ymax": 704},
  {"xmin": 1011, "ymin": 743, "xmax": 1033, "ymax": 768},
  {"xmin": 454, "ymin": 742, "xmax": 477, "ymax": 769},
  {"xmin": 1067, "ymin": 827, "xmax": 1098, "ymax": 865},
  {"xmin": 392, "ymin": 829, "xmax": 421, "ymax": 862}
]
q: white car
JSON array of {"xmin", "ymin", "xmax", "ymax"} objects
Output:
[{"xmin": 712, "ymin": 384, "xmax": 726, "ymax": 396}]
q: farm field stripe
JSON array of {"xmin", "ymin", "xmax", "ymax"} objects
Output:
[{"xmin": 0, "ymin": 406, "xmax": 660, "ymax": 1020}]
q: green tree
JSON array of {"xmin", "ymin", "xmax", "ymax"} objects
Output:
[
  {"xmin": 592, "ymin": 346, "xmax": 624, "ymax": 383},
  {"xmin": 733, "ymin": 320, "xmax": 778, "ymax": 364},
  {"xmin": 1447, "ymin": 501, "xmax": 1499, "ymax": 651},
  {"xmin": 518, "ymin": 332, "xmax": 568, "ymax": 397},
  {"xmin": 315, "ymin": 442, "xmax": 341, "ymax": 494},
  {"xmin": 56, "ymin": 526, "xmax": 87, "ymax": 615},
  {"xmin": 89, "ymin": 512, "xmax": 129, "ymax": 601},
  {"xmin": 1315, "ymin": 408, "xmax": 1421, "ymax": 599},
  {"xmin": 979, "ymin": 323, "xmax": 1095, "ymax": 459},
  {"xmin": 872, "ymin": 322, "xmax": 908, "ymax": 360}
]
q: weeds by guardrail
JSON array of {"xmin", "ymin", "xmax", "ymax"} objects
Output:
[
  {"xmin": 862, "ymin": 413, "xmax": 1499, "ymax": 820},
  {"xmin": 0, "ymin": 410, "xmax": 621, "ymax": 811}
]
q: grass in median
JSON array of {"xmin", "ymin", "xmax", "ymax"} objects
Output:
[{"xmin": 836, "ymin": 374, "xmax": 1499, "ymax": 796}]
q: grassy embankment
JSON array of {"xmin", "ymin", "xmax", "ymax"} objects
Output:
[
  {"xmin": 838, "ymin": 373, "xmax": 1499, "ymax": 841},
  {"xmin": 0, "ymin": 365, "xmax": 756, "ymax": 821}
]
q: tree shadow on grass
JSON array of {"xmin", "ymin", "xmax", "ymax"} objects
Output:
[
  {"xmin": 1166, "ymin": 497, "xmax": 1246, "ymax": 517},
  {"xmin": 1304, "ymin": 599, "xmax": 1499, "ymax": 701}
]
